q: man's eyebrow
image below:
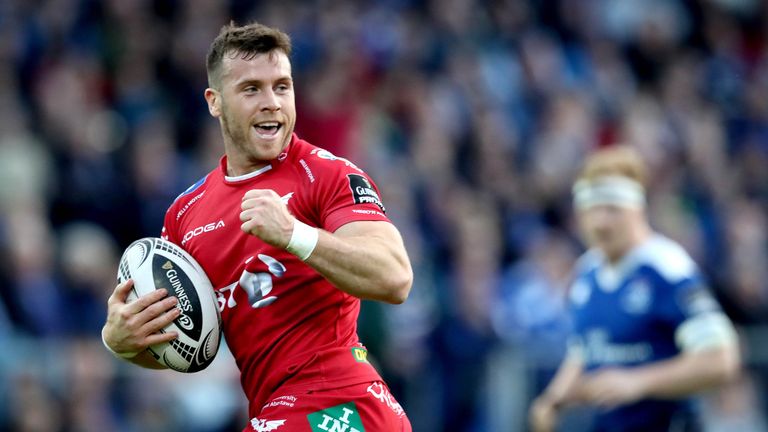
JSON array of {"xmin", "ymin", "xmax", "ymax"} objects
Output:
[
  {"xmin": 235, "ymin": 78, "xmax": 264, "ymax": 87},
  {"xmin": 235, "ymin": 76, "xmax": 293, "ymax": 87}
]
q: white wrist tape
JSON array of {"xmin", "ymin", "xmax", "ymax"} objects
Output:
[
  {"xmin": 286, "ymin": 220, "xmax": 319, "ymax": 261},
  {"xmin": 102, "ymin": 329, "xmax": 139, "ymax": 359}
]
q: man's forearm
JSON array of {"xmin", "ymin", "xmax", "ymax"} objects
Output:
[
  {"xmin": 541, "ymin": 355, "xmax": 585, "ymax": 407},
  {"xmin": 126, "ymin": 350, "xmax": 169, "ymax": 370},
  {"xmin": 630, "ymin": 345, "xmax": 740, "ymax": 399}
]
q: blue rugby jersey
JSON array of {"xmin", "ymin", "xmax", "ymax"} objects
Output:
[{"xmin": 567, "ymin": 234, "xmax": 724, "ymax": 431}]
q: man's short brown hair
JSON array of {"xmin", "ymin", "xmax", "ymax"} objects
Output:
[
  {"xmin": 577, "ymin": 144, "xmax": 648, "ymax": 187},
  {"xmin": 206, "ymin": 21, "xmax": 292, "ymax": 88}
]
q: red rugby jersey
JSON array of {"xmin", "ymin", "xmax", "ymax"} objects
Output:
[{"xmin": 161, "ymin": 134, "xmax": 390, "ymax": 417}]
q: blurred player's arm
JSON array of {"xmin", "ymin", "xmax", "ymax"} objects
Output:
[
  {"xmin": 628, "ymin": 312, "xmax": 740, "ymax": 398},
  {"xmin": 529, "ymin": 348, "xmax": 585, "ymax": 432},
  {"xmin": 578, "ymin": 312, "xmax": 740, "ymax": 408},
  {"xmin": 101, "ymin": 279, "xmax": 178, "ymax": 369},
  {"xmin": 609, "ymin": 343, "xmax": 738, "ymax": 399}
]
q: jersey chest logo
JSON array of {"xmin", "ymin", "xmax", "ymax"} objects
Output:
[
  {"xmin": 621, "ymin": 279, "xmax": 652, "ymax": 314},
  {"xmin": 182, "ymin": 219, "xmax": 225, "ymax": 245},
  {"xmin": 216, "ymin": 254, "xmax": 287, "ymax": 312}
]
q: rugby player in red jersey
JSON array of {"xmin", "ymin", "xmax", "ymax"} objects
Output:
[{"xmin": 102, "ymin": 21, "xmax": 413, "ymax": 432}]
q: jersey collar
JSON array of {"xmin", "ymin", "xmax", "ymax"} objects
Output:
[
  {"xmin": 594, "ymin": 234, "xmax": 658, "ymax": 292},
  {"xmin": 222, "ymin": 162, "xmax": 272, "ymax": 183}
]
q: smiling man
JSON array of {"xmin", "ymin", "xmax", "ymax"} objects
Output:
[
  {"xmin": 102, "ymin": 22, "xmax": 413, "ymax": 432},
  {"xmin": 205, "ymin": 33, "xmax": 297, "ymax": 176}
]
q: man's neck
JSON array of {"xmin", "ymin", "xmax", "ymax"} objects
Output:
[
  {"xmin": 226, "ymin": 158, "xmax": 270, "ymax": 177},
  {"xmin": 605, "ymin": 223, "xmax": 653, "ymax": 265}
]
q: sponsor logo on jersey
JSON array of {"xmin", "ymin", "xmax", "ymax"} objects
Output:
[
  {"xmin": 351, "ymin": 209, "xmax": 385, "ymax": 217},
  {"xmin": 263, "ymin": 395, "xmax": 297, "ymax": 410},
  {"xmin": 351, "ymin": 347, "xmax": 369, "ymax": 363},
  {"xmin": 367, "ymin": 382, "xmax": 405, "ymax": 417},
  {"xmin": 308, "ymin": 402, "xmax": 365, "ymax": 432},
  {"xmin": 311, "ymin": 148, "xmax": 363, "ymax": 172},
  {"xmin": 250, "ymin": 418, "xmax": 286, "ymax": 431},
  {"xmin": 621, "ymin": 279, "xmax": 652, "ymax": 314},
  {"xmin": 176, "ymin": 190, "xmax": 205, "ymax": 220},
  {"xmin": 347, "ymin": 174, "xmax": 385, "ymax": 212},
  {"xmin": 182, "ymin": 219, "xmax": 225, "ymax": 245},
  {"xmin": 584, "ymin": 329, "xmax": 652, "ymax": 365},
  {"xmin": 299, "ymin": 159, "xmax": 315, "ymax": 183}
]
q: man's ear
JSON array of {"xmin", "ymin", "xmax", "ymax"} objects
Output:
[{"xmin": 204, "ymin": 88, "xmax": 221, "ymax": 117}]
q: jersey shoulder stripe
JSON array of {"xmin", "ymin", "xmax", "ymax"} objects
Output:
[
  {"xmin": 173, "ymin": 174, "xmax": 209, "ymax": 203},
  {"xmin": 573, "ymin": 235, "xmax": 698, "ymax": 284},
  {"xmin": 632, "ymin": 235, "xmax": 697, "ymax": 283}
]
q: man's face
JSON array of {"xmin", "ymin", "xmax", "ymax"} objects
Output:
[
  {"xmin": 206, "ymin": 50, "xmax": 296, "ymax": 171},
  {"xmin": 578, "ymin": 204, "xmax": 641, "ymax": 261}
]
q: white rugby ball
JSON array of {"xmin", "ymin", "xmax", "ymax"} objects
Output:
[{"xmin": 117, "ymin": 237, "xmax": 221, "ymax": 373}]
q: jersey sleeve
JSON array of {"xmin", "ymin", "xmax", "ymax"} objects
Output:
[
  {"xmin": 656, "ymin": 273, "xmax": 737, "ymax": 352},
  {"xmin": 161, "ymin": 205, "xmax": 182, "ymax": 246},
  {"xmin": 161, "ymin": 174, "xmax": 209, "ymax": 246},
  {"xmin": 308, "ymin": 150, "xmax": 391, "ymax": 232}
]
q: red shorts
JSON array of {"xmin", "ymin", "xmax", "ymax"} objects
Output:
[{"xmin": 244, "ymin": 381, "xmax": 412, "ymax": 432}]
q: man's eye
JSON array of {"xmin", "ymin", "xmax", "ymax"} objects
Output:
[{"xmin": 244, "ymin": 87, "xmax": 258, "ymax": 93}]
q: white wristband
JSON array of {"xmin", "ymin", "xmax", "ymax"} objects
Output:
[
  {"xmin": 286, "ymin": 220, "xmax": 319, "ymax": 261},
  {"xmin": 102, "ymin": 329, "xmax": 140, "ymax": 359}
]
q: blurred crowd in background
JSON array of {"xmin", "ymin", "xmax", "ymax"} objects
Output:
[{"xmin": 1, "ymin": 0, "xmax": 767, "ymax": 431}]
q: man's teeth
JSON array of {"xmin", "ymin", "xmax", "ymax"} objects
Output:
[{"xmin": 254, "ymin": 122, "xmax": 281, "ymax": 137}]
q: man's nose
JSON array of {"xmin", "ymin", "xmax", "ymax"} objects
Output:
[
  {"xmin": 260, "ymin": 89, "xmax": 280, "ymax": 112},
  {"xmin": 591, "ymin": 207, "xmax": 613, "ymax": 227}
]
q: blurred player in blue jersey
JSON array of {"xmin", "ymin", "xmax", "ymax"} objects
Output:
[{"xmin": 529, "ymin": 145, "xmax": 740, "ymax": 432}]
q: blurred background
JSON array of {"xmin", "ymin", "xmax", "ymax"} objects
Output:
[{"xmin": 0, "ymin": 0, "xmax": 767, "ymax": 430}]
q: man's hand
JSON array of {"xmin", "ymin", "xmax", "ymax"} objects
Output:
[
  {"xmin": 240, "ymin": 189, "xmax": 295, "ymax": 247},
  {"xmin": 102, "ymin": 279, "xmax": 180, "ymax": 356},
  {"xmin": 529, "ymin": 395, "xmax": 560, "ymax": 432},
  {"xmin": 578, "ymin": 367, "xmax": 647, "ymax": 408}
]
